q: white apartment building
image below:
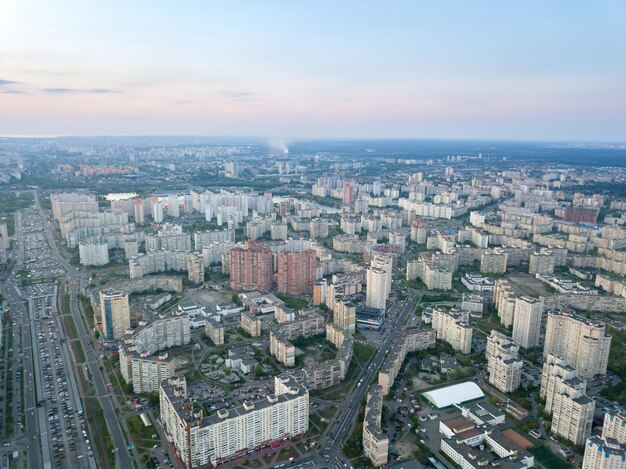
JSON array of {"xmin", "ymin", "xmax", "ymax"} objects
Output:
[
  {"xmin": 486, "ymin": 331, "xmax": 523, "ymax": 393},
  {"xmin": 493, "ymin": 279, "xmax": 516, "ymax": 328},
  {"xmin": 118, "ymin": 313, "xmax": 190, "ymax": 393},
  {"xmin": 543, "ymin": 309, "xmax": 611, "ymax": 379},
  {"xmin": 540, "ymin": 354, "xmax": 594, "ymax": 445},
  {"xmin": 79, "ymin": 237, "xmax": 109, "ymax": 266},
  {"xmin": 119, "ymin": 351, "xmax": 175, "ymax": 393},
  {"xmin": 582, "ymin": 412, "xmax": 626, "ymax": 469},
  {"xmin": 431, "ymin": 308, "xmax": 472, "ymax": 354},
  {"xmin": 366, "ymin": 268, "xmax": 389, "ymax": 310},
  {"xmin": 160, "ymin": 375, "xmax": 309, "ymax": 468},
  {"xmin": 512, "ymin": 296, "xmax": 543, "ymax": 348}
]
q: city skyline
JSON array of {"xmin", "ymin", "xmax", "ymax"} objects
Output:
[{"xmin": 1, "ymin": 1, "xmax": 626, "ymax": 140}]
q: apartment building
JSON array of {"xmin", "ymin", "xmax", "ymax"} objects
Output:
[
  {"xmin": 269, "ymin": 331, "xmax": 296, "ymax": 366},
  {"xmin": 276, "ymin": 312, "xmax": 325, "ymax": 340},
  {"xmin": 117, "ymin": 312, "xmax": 190, "ymax": 393},
  {"xmin": 240, "ymin": 311, "xmax": 262, "ymax": 337},
  {"xmin": 529, "ymin": 251, "xmax": 556, "ymax": 275},
  {"xmin": 205, "ymin": 317, "xmax": 224, "ymax": 345},
  {"xmin": 431, "ymin": 308, "xmax": 472, "ymax": 354},
  {"xmin": 582, "ymin": 412, "xmax": 626, "ymax": 469},
  {"xmin": 160, "ymin": 375, "xmax": 309, "ymax": 468},
  {"xmin": 543, "ymin": 309, "xmax": 611, "ymax": 379},
  {"xmin": 79, "ymin": 237, "xmax": 109, "ymax": 266},
  {"xmin": 145, "ymin": 224, "xmax": 191, "ymax": 251},
  {"xmin": 378, "ymin": 328, "xmax": 436, "ymax": 395},
  {"xmin": 230, "ymin": 241, "xmax": 274, "ymax": 292},
  {"xmin": 363, "ymin": 384, "xmax": 389, "ymax": 467},
  {"xmin": 277, "ymin": 250, "xmax": 316, "ymax": 296},
  {"xmin": 480, "ymin": 249, "xmax": 508, "ymax": 274},
  {"xmin": 100, "ymin": 290, "xmax": 130, "ymax": 340},
  {"xmin": 540, "ymin": 354, "xmax": 594, "ymax": 445},
  {"xmin": 486, "ymin": 331, "xmax": 523, "ymax": 393},
  {"xmin": 119, "ymin": 351, "xmax": 175, "ymax": 393},
  {"xmin": 493, "ymin": 279, "xmax": 517, "ymax": 327},
  {"xmin": 332, "ymin": 298, "xmax": 356, "ymax": 334},
  {"xmin": 50, "ymin": 192, "xmax": 99, "ymax": 220},
  {"xmin": 512, "ymin": 296, "xmax": 543, "ymax": 348},
  {"xmin": 303, "ymin": 325, "xmax": 354, "ymax": 390}
]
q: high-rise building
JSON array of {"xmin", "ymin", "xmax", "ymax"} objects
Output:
[
  {"xmin": 50, "ymin": 192, "xmax": 99, "ymax": 220},
  {"xmin": 582, "ymin": 412, "xmax": 626, "ymax": 469},
  {"xmin": 431, "ymin": 308, "xmax": 472, "ymax": 354},
  {"xmin": 78, "ymin": 237, "xmax": 109, "ymax": 266},
  {"xmin": 512, "ymin": 296, "xmax": 543, "ymax": 348},
  {"xmin": 160, "ymin": 375, "xmax": 309, "ymax": 468},
  {"xmin": 277, "ymin": 250, "xmax": 316, "ymax": 296},
  {"xmin": 543, "ymin": 309, "xmax": 611, "ymax": 379},
  {"xmin": 486, "ymin": 331, "xmax": 523, "ymax": 393},
  {"xmin": 230, "ymin": 241, "xmax": 273, "ymax": 292},
  {"xmin": 152, "ymin": 200, "xmax": 164, "ymax": 223},
  {"xmin": 342, "ymin": 180, "xmax": 355, "ymax": 205},
  {"xmin": 133, "ymin": 199, "xmax": 145, "ymax": 225},
  {"xmin": 493, "ymin": 279, "xmax": 517, "ymax": 328},
  {"xmin": 529, "ymin": 251, "xmax": 555, "ymax": 275},
  {"xmin": 540, "ymin": 354, "xmax": 594, "ymax": 445},
  {"xmin": 333, "ymin": 299, "xmax": 356, "ymax": 334},
  {"xmin": 100, "ymin": 291, "xmax": 131, "ymax": 340},
  {"xmin": 123, "ymin": 238, "xmax": 139, "ymax": 259},
  {"xmin": 366, "ymin": 268, "xmax": 388, "ymax": 310},
  {"xmin": 167, "ymin": 195, "xmax": 179, "ymax": 218},
  {"xmin": 480, "ymin": 249, "xmax": 508, "ymax": 274}
]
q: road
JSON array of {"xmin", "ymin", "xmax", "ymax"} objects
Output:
[
  {"xmin": 284, "ymin": 289, "xmax": 421, "ymax": 468},
  {"xmin": 33, "ymin": 192, "xmax": 133, "ymax": 469},
  {"xmin": 1, "ymin": 210, "xmax": 45, "ymax": 469}
]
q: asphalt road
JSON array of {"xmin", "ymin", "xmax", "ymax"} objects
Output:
[{"xmin": 34, "ymin": 192, "xmax": 132, "ymax": 469}]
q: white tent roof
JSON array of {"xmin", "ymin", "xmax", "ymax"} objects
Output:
[{"xmin": 423, "ymin": 381, "xmax": 484, "ymax": 408}]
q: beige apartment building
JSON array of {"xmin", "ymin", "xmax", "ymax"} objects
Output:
[
  {"xmin": 240, "ymin": 311, "xmax": 262, "ymax": 337},
  {"xmin": 205, "ymin": 317, "xmax": 224, "ymax": 345},
  {"xmin": 333, "ymin": 298, "xmax": 356, "ymax": 334},
  {"xmin": 363, "ymin": 384, "xmax": 390, "ymax": 467},
  {"xmin": 431, "ymin": 308, "xmax": 472, "ymax": 354},
  {"xmin": 540, "ymin": 354, "xmax": 594, "ymax": 445},
  {"xmin": 486, "ymin": 331, "xmax": 523, "ymax": 393},
  {"xmin": 543, "ymin": 309, "xmax": 611, "ymax": 379}
]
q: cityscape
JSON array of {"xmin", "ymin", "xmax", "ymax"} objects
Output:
[
  {"xmin": 0, "ymin": 139, "xmax": 625, "ymax": 469},
  {"xmin": 1, "ymin": 2, "xmax": 625, "ymax": 469}
]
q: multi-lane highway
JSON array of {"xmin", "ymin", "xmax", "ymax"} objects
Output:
[{"xmin": 33, "ymin": 191, "xmax": 133, "ymax": 469}]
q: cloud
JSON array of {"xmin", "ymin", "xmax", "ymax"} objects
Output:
[
  {"xmin": 220, "ymin": 90, "xmax": 256, "ymax": 99},
  {"xmin": 0, "ymin": 79, "xmax": 19, "ymax": 86},
  {"xmin": 0, "ymin": 90, "xmax": 25, "ymax": 94},
  {"xmin": 41, "ymin": 87, "xmax": 120, "ymax": 94}
]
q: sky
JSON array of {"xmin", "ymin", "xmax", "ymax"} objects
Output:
[{"xmin": 1, "ymin": 1, "xmax": 625, "ymax": 141}]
